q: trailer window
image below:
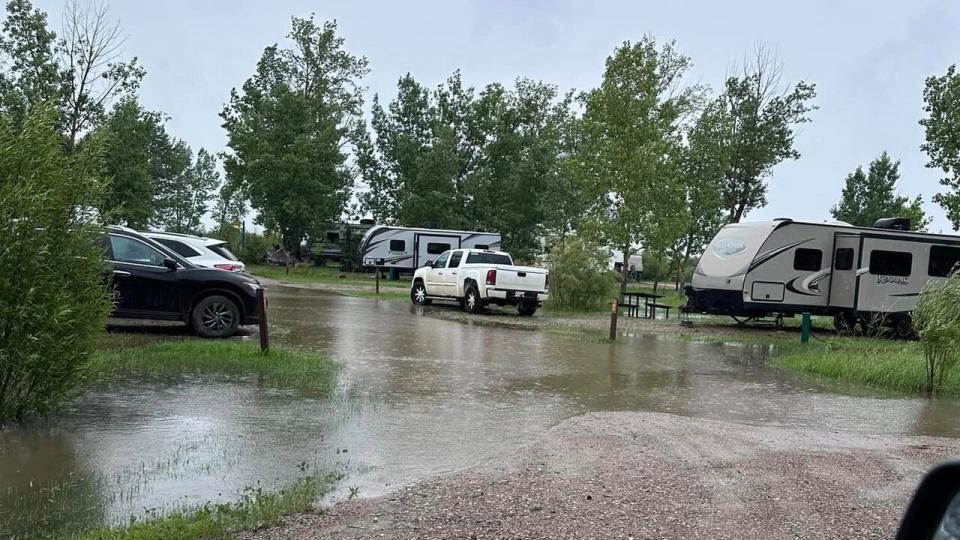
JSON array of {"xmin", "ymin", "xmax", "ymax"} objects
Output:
[
  {"xmin": 474, "ymin": 244, "xmax": 489, "ymax": 250},
  {"xmin": 929, "ymin": 245, "xmax": 960, "ymax": 277},
  {"xmin": 390, "ymin": 239, "xmax": 406, "ymax": 251},
  {"xmin": 869, "ymin": 250, "xmax": 912, "ymax": 276},
  {"xmin": 448, "ymin": 251, "xmax": 463, "ymax": 267},
  {"xmin": 834, "ymin": 248, "xmax": 854, "ymax": 271},
  {"xmin": 427, "ymin": 242, "xmax": 450, "ymax": 255},
  {"xmin": 793, "ymin": 248, "xmax": 822, "ymax": 271}
]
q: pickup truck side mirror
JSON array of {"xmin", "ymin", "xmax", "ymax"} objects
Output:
[
  {"xmin": 423, "ymin": 259, "xmax": 434, "ymax": 268},
  {"xmin": 162, "ymin": 258, "xmax": 179, "ymax": 271},
  {"xmin": 896, "ymin": 460, "xmax": 960, "ymax": 539}
]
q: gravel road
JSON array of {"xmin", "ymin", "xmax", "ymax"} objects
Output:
[{"xmin": 242, "ymin": 411, "xmax": 959, "ymax": 539}]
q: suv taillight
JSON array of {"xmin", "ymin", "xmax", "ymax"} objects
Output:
[
  {"xmin": 486, "ymin": 269, "xmax": 497, "ymax": 285},
  {"xmin": 214, "ymin": 263, "xmax": 242, "ymax": 272}
]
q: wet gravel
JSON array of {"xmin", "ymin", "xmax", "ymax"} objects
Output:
[{"xmin": 242, "ymin": 412, "xmax": 959, "ymax": 539}]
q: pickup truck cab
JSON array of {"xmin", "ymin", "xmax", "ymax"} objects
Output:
[{"xmin": 410, "ymin": 248, "xmax": 549, "ymax": 315}]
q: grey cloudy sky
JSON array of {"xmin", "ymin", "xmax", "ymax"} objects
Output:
[{"xmin": 36, "ymin": 0, "xmax": 960, "ymax": 232}]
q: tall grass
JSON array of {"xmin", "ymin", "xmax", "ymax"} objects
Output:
[
  {"xmin": 90, "ymin": 341, "xmax": 339, "ymax": 396},
  {"xmin": 77, "ymin": 474, "xmax": 335, "ymax": 540},
  {"xmin": 774, "ymin": 339, "xmax": 960, "ymax": 396}
]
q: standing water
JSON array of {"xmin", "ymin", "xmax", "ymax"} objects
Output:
[{"xmin": 3, "ymin": 285, "xmax": 960, "ymax": 535}]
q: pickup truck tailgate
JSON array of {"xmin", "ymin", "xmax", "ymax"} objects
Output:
[{"xmin": 494, "ymin": 265, "xmax": 546, "ymax": 291}]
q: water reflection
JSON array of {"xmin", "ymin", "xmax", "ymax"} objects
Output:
[{"xmin": 2, "ymin": 285, "xmax": 960, "ymax": 536}]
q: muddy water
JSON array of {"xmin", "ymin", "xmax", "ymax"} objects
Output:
[{"xmin": 3, "ymin": 285, "xmax": 960, "ymax": 536}]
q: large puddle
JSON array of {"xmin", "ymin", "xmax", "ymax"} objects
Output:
[{"xmin": 3, "ymin": 285, "xmax": 960, "ymax": 536}]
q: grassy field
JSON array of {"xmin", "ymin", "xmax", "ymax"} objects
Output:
[
  {"xmin": 773, "ymin": 338, "xmax": 960, "ymax": 396},
  {"xmin": 247, "ymin": 264, "xmax": 407, "ymax": 289},
  {"xmin": 91, "ymin": 340, "xmax": 339, "ymax": 395},
  {"xmin": 77, "ymin": 475, "xmax": 336, "ymax": 540}
]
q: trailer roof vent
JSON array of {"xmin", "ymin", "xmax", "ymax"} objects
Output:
[
  {"xmin": 359, "ymin": 218, "xmax": 375, "ymax": 225},
  {"xmin": 873, "ymin": 217, "xmax": 911, "ymax": 230}
]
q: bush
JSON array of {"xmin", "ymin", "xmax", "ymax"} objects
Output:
[
  {"xmin": 913, "ymin": 273, "xmax": 960, "ymax": 393},
  {"xmin": 0, "ymin": 108, "xmax": 113, "ymax": 423},
  {"xmin": 545, "ymin": 237, "xmax": 618, "ymax": 311},
  {"xmin": 206, "ymin": 223, "xmax": 281, "ymax": 264}
]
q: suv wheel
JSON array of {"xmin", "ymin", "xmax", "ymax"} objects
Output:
[
  {"xmin": 192, "ymin": 295, "xmax": 240, "ymax": 338},
  {"xmin": 462, "ymin": 284, "xmax": 484, "ymax": 314}
]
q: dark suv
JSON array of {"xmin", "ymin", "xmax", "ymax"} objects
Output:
[{"xmin": 105, "ymin": 226, "xmax": 260, "ymax": 337}]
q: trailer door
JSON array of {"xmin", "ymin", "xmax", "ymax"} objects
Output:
[
  {"xmin": 414, "ymin": 234, "xmax": 461, "ymax": 268},
  {"xmin": 828, "ymin": 232, "xmax": 860, "ymax": 309}
]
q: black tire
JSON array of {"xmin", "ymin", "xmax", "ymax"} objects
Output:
[
  {"xmin": 833, "ymin": 311, "xmax": 856, "ymax": 334},
  {"xmin": 894, "ymin": 316, "xmax": 914, "ymax": 340},
  {"xmin": 517, "ymin": 302, "xmax": 537, "ymax": 317},
  {"xmin": 462, "ymin": 284, "xmax": 484, "ymax": 314},
  {"xmin": 411, "ymin": 281, "xmax": 431, "ymax": 306},
  {"xmin": 192, "ymin": 295, "xmax": 240, "ymax": 338}
]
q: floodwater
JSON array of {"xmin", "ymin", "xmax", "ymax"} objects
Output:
[{"xmin": 3, "ymin": 285, "xmax": 960, "ymax": 536}]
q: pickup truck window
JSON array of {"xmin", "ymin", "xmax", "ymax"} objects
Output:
[
  {"xmin": 427, "ymin": 242, "xmax": 450, "ymax": 255},
  {"xmin": 465, "ymin": 252, "xmax": 512, "ymax": 265},
  {"xmin": 448, "ymin": 251, "xmax": 463, "ymax": 267},
  {"xmin": 432, "ymin": 252, "xmax": 450, "ymax": 268}
]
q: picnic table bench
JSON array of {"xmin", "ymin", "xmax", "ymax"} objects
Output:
[{"xmin": 619, "ymin": 292, "xmax": 671, "ymax": 319}]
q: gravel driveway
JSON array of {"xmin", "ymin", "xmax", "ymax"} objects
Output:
[{"xmin": 242, "ymin": 412, "xmax": 959, "ymax": 539}]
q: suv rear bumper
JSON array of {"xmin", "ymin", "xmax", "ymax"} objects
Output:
[{"xmin": 486, "ymin": 287, "xmax": 548, "ymax": 304}]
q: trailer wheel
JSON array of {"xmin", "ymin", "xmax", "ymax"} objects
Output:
[
  {"xmin": 411, "ymin": 281, "xmax": 431, "ymax": 306},
  {"xmin": 833, "ymin": 311, "xmax": 857, "ymax": 334},
  {"xmin": 462, "ymin": 284, "xmax": 484, "ymax": 314},
  {"xmin": 894, "ymin": 316, "xmax": 915, "ymax": 340}
]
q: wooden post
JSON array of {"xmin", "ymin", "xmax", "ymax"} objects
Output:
[
  {"xmin": 257, "ymin": 287, "xmax": 269, "ymax": 353},
  {"xmin": 375, "ymin": 268, "xmax": 380, "ymax": 295},
  {"xmin": 609, "ymin": 298, "xmax": 618, "ymax": 341}
]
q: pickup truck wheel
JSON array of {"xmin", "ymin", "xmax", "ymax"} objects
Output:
[
  {"xmin": 462, "ymin": 285, "xmax": 484, "ymax": 314},
  {"xmin": 411, "ymin": 282, "xmax": 431, "ymax": 305},
  {"xmin": 517, "ymin": 302, "xmax": 537, "ymax": 317},
  {"xmin": 192, "ymin": 295, "xmax": 240, "ymax": 338}
]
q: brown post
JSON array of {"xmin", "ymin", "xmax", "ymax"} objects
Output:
[
  {"xmin": 609, "ymin": 298, "xmax": 618, "ymax": 341},
  {"xmin": 376, "ymin": 268, "xmax": 380, "ymax": 295},
  {"xmin": 257, "ymin": 287, "xmax": 269, "ymax": 353}
]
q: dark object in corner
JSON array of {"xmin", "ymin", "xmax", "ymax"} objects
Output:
[{"xmin": 873, "ymin": 217, "xmax": 911, "ymax": 231}]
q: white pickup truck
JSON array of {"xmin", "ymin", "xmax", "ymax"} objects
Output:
[{"xmin": 410, "ymin": 248, "xmax": 549, "ymax": 315}]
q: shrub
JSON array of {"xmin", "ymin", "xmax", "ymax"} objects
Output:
[
  {"xmin": 545, "ymin": 237, "xmax": 618, "ymax": 311},
  {"xmin": 0, "ymin": 108, "xmax": 113, "ymax": 423},
  {"xmin": 913, "ymin": 273, "xmax": 960, "ymax": 393},
  {"xmin": 206, "ymin": 222, "xmax": 281, "ymax": 264}
]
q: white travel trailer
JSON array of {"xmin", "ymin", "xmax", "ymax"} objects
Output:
[
  {"xmin": 684, "ymin": 218, "xmax": 960, "ymax": 334},
  {"xmin": 359, "ymin": 226, "xmax": 501, "ymax": 272}
]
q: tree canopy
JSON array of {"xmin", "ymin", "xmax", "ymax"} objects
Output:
[
  {"xmin": 921, "ymin": 64, "xmax": 960, "ymax": 230},
  {"xmin": 830, "ymin": 152, "xmax": 929, "ymax": 231}
]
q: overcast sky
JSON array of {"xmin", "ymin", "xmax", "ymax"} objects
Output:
[{"xmin": 35, "ymin": 0, "xmax": 960, "ymax": 232}]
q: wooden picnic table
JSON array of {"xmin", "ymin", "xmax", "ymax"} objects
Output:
[{"xmin": 619, "ymin": 291, "xmax": 666, "ymax": 319}]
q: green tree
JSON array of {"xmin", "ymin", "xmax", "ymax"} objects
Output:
[
  {"xmin": 153, "ymin": 144, "xmax": 219, "ymax": 234},
  {"xmin": 0, "ymin": 0, "xmax": 61, "ymax": 126},
  {"xmin": 921, "ymin": 64, "xmax": 960, "ymax": 229},
  {"xmin": 0, "ymin": 106, "xmax": 112, "ymax": 423},
  {"xmin": 544, "ymin": 236, "xmax": 617, "ymax": 310},
  {"xmin": 830, "ymin": 152, "xmax": 929, "ymax": 230},
  {"xmin": 671, "ymin": 97, "xmax": 731, "ymax": 288},
  {"xmin": 222, "ymin": 17, "xmax": 368, "ymax": 256},
  {"xmin": 573, "ymin": 37, "xmax": 696, "ymax": 299},
  {"xmin": 721, "ymin": 47, "xmax": 817, "ymax": 221},
  {"xmin": 95, "ymin": 97, "xmax": 162, "ymax": 229}
]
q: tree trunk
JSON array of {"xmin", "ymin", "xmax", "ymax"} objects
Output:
[{"xmin": 619, "ymin": 246, "xmax": 630, "ymax": 303}]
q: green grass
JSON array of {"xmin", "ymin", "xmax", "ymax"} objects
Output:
[
  {"xmin": 247, "ymin": 264, "xmax": 406, "ymax": 289},
  {"xmin": 77, "ymin": 475, "xmax": 335, "ymax": 540},
  {"xmin": 773, "ymin": 338, "xmax": 960, "ymax": 396},
  {"xmin": 90, "ymin": 340, "xmax": 339, "ymax": 395}
]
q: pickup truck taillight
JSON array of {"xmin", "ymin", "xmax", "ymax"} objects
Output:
[{"xmin": 486, "ymin": 269, "xmax": 497, "ymax": 285}]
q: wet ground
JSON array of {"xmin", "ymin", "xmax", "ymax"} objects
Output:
[{"xmin": 3, "ymin": 285, "xmax": 960, "ymax": 536}]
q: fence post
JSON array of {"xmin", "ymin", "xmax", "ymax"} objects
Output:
[
  {"xmin": 376, "ymin": 268, "xmax": 380, "ymax": 295},
  {"xmin": 609, "ymin": 298, "xmax": 618, "ymax": 341},
  {"xmin": 800, "ymin": 312, "xmax": 811, "ymax": 344},
  {"xmin": 257, "ymin": 287, "xmax": 269, "ymax": 353}
]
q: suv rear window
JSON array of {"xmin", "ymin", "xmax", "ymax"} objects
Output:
[
  {"xmin": 156, "ymin": 238, "xmax": 199, "ymax": 257},
  {"xmin": 465, "ymin": 252, "xmax": 512, "ymax": 265},
  {"xmin": 209, "ymin": 244, "xmax": 239, "ymax": 261}
]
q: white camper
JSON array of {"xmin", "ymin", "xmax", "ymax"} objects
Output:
[
  {"xmin": 359, "ymin": 226, "xmax": 501, "ymax": 271},
  {"xmin": 685, "ymin": 218, "xmax": 960, "ymax": 335}
]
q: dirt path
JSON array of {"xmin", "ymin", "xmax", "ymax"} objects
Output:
[{"xmin": 243, "ymin": 411, "xmax": 955, "ymax": 539}]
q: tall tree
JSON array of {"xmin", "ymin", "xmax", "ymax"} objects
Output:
[
  {"xmin": 670, "ymin": 97, "xmax": 731, "ymax": 288},
  {"xmin": 830, "ymin": 152, "xmax": 929, "ymax": 230},
  {"xmin": 221, "ymin": 17, "xmax": 368, "ymax": 255},
  {"xmin": 0, "ymin": 0, "xmax": 61, "ymax": 125},
  {"xmin": 574, "ymin": 37, "xmax": 697, "ymax": 298},
  {"xmin": 921, "ymin": 64, "xmax": 960, "ymax": 229},
  {"xmin": 95, "ymin": 97, "xmax": 161, "ymax": 229},
  {"xmin": 720, "ymin": 47, "xmax": 817, "ymax": 222},
  {"xmin": 152, "ymin": 143, "xmax": 219, "ymax": 234}
]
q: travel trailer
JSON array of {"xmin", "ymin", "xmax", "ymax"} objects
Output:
[
  {"xmin": 684, "ymin": 218, "xmax": 960, "ymax": 335},
  {"xmin": 359, "ymin": 226, "xmax": 501, "ymax": 272}
]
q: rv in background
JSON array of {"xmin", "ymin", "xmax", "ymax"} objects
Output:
[
  {"xmin": 309, "ymin": 219, "xmax": 376, "ymax": 268},
  {"xmin": 359, "ymin": 226, "xmax": 501, "ymax": 272},
  {"xmin": 684, "ymin": 217, "xmax": 960, "ymax": 336}
]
